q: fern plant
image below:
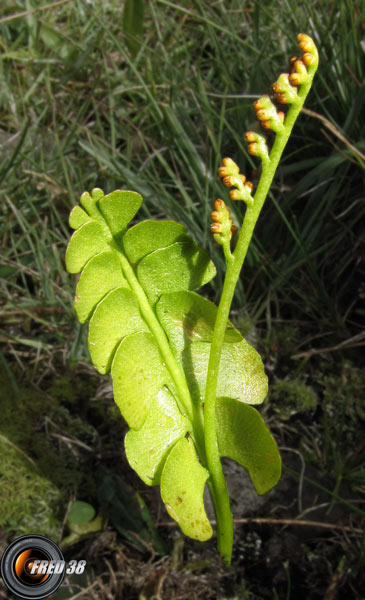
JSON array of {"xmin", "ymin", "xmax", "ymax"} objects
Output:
[{"xmin": 65, "ymin": 34, "xmax": 318, "ymax": 564}]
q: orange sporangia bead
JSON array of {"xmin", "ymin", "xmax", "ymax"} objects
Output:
[
  {"xmin": 253, "ymin": 99, "xmax": 262, "ymax": 111},
  {"xmin": 210, "ymin": 223, "xmax": 222, "ymax": 233},
  {"xmin": 297, "ymin": 33, "xmax": 315, "ymax": 53},
  {"xmin": 271, "ymin": 73, "xmax": 290, "ymax": 91},
  {"xmin": 248, "ymin": 143, "xmax": 259, "ymax": 156},
  {"xmin": 223, "ymin": 176, "xmax": 235, "ymax": 187},
  {"xmin": 289, "ymin": 73, "xmax": 300, "ymax": 86},
  {"xmin": 261, "ymin": 120, "xmax": 271, "ymax": 129},
  {"xmin": 211, "ymin": 210, "xmax": 220, "ymax": 222},
  {"xmin": 214, "ymin": 199, "xmax": 224, "ymax": 210},
  {"xmin": 253, "ymin": 94, "xmax": 270, "ymax": 111},
  {"xmin": 302, "ymin": 52, "xmax": 315, "ymax": 66},
  {"xmin": 245, "ymin": 181, "xmax": 254, "ymax": 191},
  {"xmin": 223, "ymin": 174, "xmax": 247, "ymax": 188},
  {"xmin": 222, "ymin": 157, "xmax": 236, "ymax": 167},
  {"xmin": 229, "ymin": 190, "xmax": 240, "ymax": 201},
  {"xmin": 274, "ymin": 92, "xmax": 289, "ymax": 104},
  {"xmin": 245, "ymin": 132, "xmax": 256, "ymax": 142},
  {"xmin": 271, "ymin": 74, "xmax": 295, "ymax": 95},
  {"xmin": 293, "ymin": 59, "xmax": 307, "ymax": 74},
  {"xmin": 256, "ymin": 109, "xmax": 268, "ymax": 121}
]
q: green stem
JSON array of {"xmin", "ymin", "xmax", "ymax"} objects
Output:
[{"xmin": 204, "ymin": 75, "xmax": 316, "ymax": 565}]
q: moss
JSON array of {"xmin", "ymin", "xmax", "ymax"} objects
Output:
[
  {"xmin": 321, "ymin": 360, "xmax": 365, "ymax": 455},
  {"xmin": 46, "ymin": 374, "xmax": 79, "ymax": 403},
  {"xmin": 269, "ymin": 377, "xmax": 317, "ymax": 420},
  {"xmin": 0, "ymin": 437, "xmax": 63, "ymax": 538},
  {"xmin": 0, "ymin": 365, "xmax": 97, "ymax": 537}
]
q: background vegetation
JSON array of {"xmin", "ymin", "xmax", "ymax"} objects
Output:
[{"xmin": 0, "ymin": 1, "xmax": 364, "ymax": 598}]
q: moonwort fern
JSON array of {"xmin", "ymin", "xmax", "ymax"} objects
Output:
[{"xmin": 65, "ymin": 34, "xmax": 318, "ymax": 564}]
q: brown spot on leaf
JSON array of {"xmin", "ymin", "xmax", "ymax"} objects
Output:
[{"xmin": 177, "ymin": 496, "xmax": 182, "ymax": 504}]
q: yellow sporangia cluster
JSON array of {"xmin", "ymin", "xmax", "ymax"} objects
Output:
[
  {"xmin": 210, "ymin": 157, "xmax": 253, "ymax": 248},
  {"xmin": 210, "ymin": 198, "xmax": 237, "ymax": 246},
  {"xmin": 211, "ymin": 34, "xmax": 318, "ymax": 246},
  {"xmin": 249, "ymin": 33, "xmax": 319, "ymax": 138},
  {"xmin": 218, "ymin": 158, "xmax": 254, "ymax": 205}
]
